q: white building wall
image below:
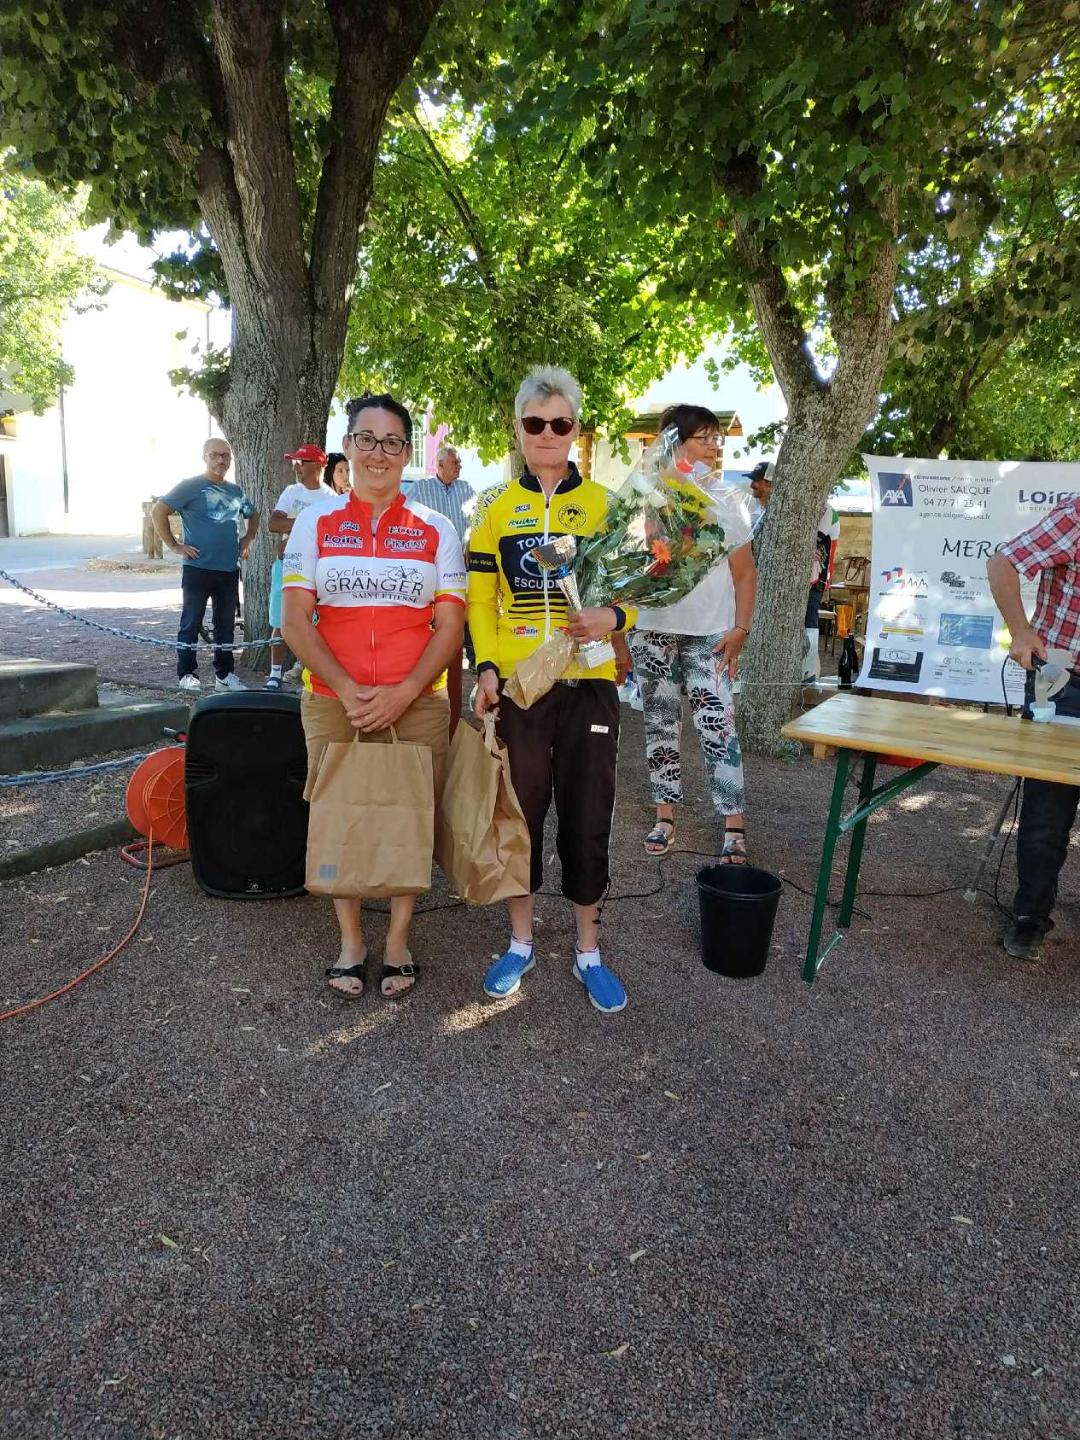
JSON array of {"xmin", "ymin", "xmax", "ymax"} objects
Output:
[
  {"xmin": 4, "ymin": 224, "xmax": 227, "ymax": 537},
  {"xmin": 9, "ymin": 270, "xmax": 220, "ymax": 536}
]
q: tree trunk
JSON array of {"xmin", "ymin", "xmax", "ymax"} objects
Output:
[
  {"xmin": 738, "ymin": 393, "xmax": 878, "ymax": 754},
  {"xmin": 222, "ymin": 327, "xmax": 335, "ymax": 669},
  {"xmin": 735, "ymin": 194, "xmax": 898, "ymax": 754},
  {"xmin": 183, "ymin": 0, "xmax": 441, "ymax": 671}
]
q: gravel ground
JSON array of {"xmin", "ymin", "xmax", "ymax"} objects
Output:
[{"xmin": 2, "ymin": 569, "xmax": 1080, "ymax": 1438}]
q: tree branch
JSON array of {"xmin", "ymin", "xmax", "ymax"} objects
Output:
[
  {"xmin": 394, "ymin": 101, "xmax": 499, "ymax": 293},
  {"xmin": 310, "ymin": 0, "xmax": 442, "ymax": 333}
]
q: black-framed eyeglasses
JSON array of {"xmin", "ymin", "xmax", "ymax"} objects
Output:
[
  {"xmin": 348, "ymin": 430, "xmax": 408, "ymax": 456},
  {"xmin": 520, "ymin": 416, "xmax": 575, "ymax": 436}
]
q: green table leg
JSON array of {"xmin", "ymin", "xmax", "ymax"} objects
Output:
[
  {"xmin": 803, "ymin": 748, "xmax": 851, "ymax": 983},
  {"xmin": 838, "ymin": 753, "xmax": 877, "ymax": 928},
  {"xmin": 801, "ymin": 753, "xmax": 937, "ymax": 983}
]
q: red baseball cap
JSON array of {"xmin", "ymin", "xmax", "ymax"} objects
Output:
[{"xmin": 284, "ymin": 444, "xmax": 328, "ymax": 465}]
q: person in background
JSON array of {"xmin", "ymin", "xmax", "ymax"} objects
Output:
[
  {"xmin": 409, "ymin": 444, "xmax": 475, "ymax": 733},
  {"xmin": 748, "ymin": 460, "xmax": 774, "ymax": 523},
  {"xmin": 282, "ymin": 394, "xmax": 465, "ymax": 1001},
  {"xmin": 266, "ymin": 444, "xmax": 329, "ymax": 691},
  {"xmin": 323, "ymin": 451, "xmax": 349, "ymax": 494},
  {"xmin": 746, "ymin": 459, "xmax": 838, "ymax": 681},
  {"xmin": 151, "ymin": 437, "xmax": 257, "ymax": 693},
  {"xmin": 469, "ymin": 365, "xmax": 636, "ymax": 1015},
  {"xmin": 988, "ymin": 508, "xmax": 1080, "ymax": 961},
  {"xmin": 630, "ymin": 404, "xmax": 756, "ymax": 862}
]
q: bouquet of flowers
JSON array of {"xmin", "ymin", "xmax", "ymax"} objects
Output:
[
  {"xmin": 504, "ymin": 428, "xmax": 751, "ymax": 708},
  {"xmin": 575, "ymin": 425, "xmax": 752, "ymax": 609}
]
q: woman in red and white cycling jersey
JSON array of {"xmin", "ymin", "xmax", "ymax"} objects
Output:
[{"xmin": 282, "ymin": 394, "xmax": 466, "ymax": 1001}]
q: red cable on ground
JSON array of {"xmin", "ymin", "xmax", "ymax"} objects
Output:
[
  {"xmin": 0, "ymin": 836, "xmax": 156, "ymax": 1024},
  {"xmin": 119, "ymin": 838, "xmax": 190, "ymax": 870}
]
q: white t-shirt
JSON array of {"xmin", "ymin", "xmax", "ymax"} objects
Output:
[
  {"xmin": 273, "ymin": 481, "xmax": 337, "ymax": 520},
  {"xmin": 633, "ymin": 474, "xmax": 751, "ymax": 637},
  {"xmin": 635, "ymin": 557, "xmax": 735, "ymax": 637},
  {"xmin": 272, "ymin": 482, "xmax": 338, "ymax": 556}
]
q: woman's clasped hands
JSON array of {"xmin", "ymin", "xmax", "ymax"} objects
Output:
[{"xmin": 340, "ymin": 679, "xmax": 421, "ymax": 733}]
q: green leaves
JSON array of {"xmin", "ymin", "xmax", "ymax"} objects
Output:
[
  {"xmin": 342, "ymin": 93, "xmax": 726, "ymax": 457},
  {"xmin": 0, "ymin": 162, "xmax": 106, "ymax": 411}
]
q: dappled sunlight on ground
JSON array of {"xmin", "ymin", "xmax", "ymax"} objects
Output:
[
  {"xmin": 303, "ymin": 1002, "xmax": 404, "ymax": 1055},
  {"xmin": 439, "ymin": 993, "xmax": 524, "ymax": 1034},
  {"xmin": 0, "ymin": 585, "xmax": 180, "ymax": 611}
]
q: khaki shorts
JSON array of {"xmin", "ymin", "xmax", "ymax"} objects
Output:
[{"xmin": 300, "ymin": 689, "xmax": 450, "ymax": 802}]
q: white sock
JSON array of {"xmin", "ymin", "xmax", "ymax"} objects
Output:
[
  {"xmin": 270, "ymin": 664, "xmax": 283, "ymax": 679},
  {"xmin": 508, "ymin": 935, "xmax": 533, "ymax": 958},
  {"xmin": 576, "ymin": 947, "xmax": 601, "ymax": 969}
]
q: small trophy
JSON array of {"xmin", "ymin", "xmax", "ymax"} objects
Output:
[{"xmin": 533, "ymin": 534, "xmax": 616, "ymax": 668}]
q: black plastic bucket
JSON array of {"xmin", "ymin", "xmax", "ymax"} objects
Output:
[{"xmin": 697, "ymin": 864, "xmax": 783, "ymax": 979}]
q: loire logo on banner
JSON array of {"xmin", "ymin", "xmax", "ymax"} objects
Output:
[{"xmin": 876, "ymin": 472, "xmax": 914, "ymax": 508}]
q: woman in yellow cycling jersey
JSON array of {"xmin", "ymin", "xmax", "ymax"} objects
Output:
[{"xmin": 469, "ymin": 366, "xmax": 635, "ymax": 1015}]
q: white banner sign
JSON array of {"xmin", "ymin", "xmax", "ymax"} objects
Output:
[{"xmin": 859, "ymin": 456, "xmax": 1080, "ymax": 705}]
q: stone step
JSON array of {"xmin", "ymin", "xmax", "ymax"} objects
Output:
[
  {"xmin": 0, "ymin": 657, "xmax": 100, "ymax": 721},
  {"xmin": 0, "ymin": 695, "xmax": 188, "ymax": 774}
]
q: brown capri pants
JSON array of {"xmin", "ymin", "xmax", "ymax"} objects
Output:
[{"xmin": 300, "ymin": 689, "xmax": 450, "ymax": 803}]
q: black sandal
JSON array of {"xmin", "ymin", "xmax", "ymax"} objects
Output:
[
  {"xmin": 719, "ymin": 825, "xmax": 748, "ymax": 866},
  {"xmin": 380, "ymin": 960, "xmax": 418, "ymax": 998},
  {"xmin": 644, "ymin": 819, "xmax": 675, "ymax": 856},
  {"xmin": 325, "ymin": 961, "xmax": 366, "ymax": 999}
]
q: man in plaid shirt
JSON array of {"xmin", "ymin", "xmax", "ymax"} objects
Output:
[{"xmin": 988, "ymin": 499, "xmax": 1080, "ymax": 960}]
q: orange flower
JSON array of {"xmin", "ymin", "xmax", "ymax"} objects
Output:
[{"xmin": 650, "ymin": 537, "xmax": 672, "ymax": 564}]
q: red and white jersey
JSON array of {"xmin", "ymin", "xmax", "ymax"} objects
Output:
[{"xmin": 282, "ymin": 489, "xmax": 466, "ymax": 695}]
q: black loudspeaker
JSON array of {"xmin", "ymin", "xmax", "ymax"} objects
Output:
[{"xmin": 184, "ymin": 691, "xmax": 309, "ymax": 899}]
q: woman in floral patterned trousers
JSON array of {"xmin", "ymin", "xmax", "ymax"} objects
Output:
[{"xmin": 629, "ymin": 404, "xmax": 757, "ymax": 863}]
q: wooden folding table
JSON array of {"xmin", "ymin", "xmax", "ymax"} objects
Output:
[{"xmin": 781, "ymin": 694, "xmax": 1080, "ymax": 983}]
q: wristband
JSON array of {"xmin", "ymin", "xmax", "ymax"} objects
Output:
[
  {"xmin": 476, "ymin": 661, "xmax": 500, "ymax": 678},
  {"xmin": 610, "ymin": 605, "xmax": 627, "ymax": 633},
  {"xmin": 733, "ymin": 625, "xmax": 750, "ymax": 635}
]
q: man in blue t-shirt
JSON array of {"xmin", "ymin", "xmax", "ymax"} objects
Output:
[{"xmin": 151, "ymin": 438, "xmax": 259, "ymax": 692}]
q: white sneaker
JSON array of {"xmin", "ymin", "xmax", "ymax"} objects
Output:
[
  {"xmin": 215, "ymin": 673, "xmax": 245, "ymax": 692},
  {"xmin": 284, "ymin": 662, "xmax": 303, "ymax": 682},
  {"xmin": 178, "ymin": 674, "xmax": 201, "ymax": 692}
]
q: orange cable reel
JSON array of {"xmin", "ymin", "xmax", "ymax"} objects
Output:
[{"xmin": 124, "ymin": 747, "xmax": 189, "ymax": 864}]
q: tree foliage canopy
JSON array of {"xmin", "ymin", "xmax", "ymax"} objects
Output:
[
  {"xmin": 340, "ymin": 95, "xmax": 725, "ymax": 459},
  {"xmin": 484, "ymin": 0, "xmax": 1080, "ymax": 750},
  {"xmin": 0, "ymin": 0, "xmax": 440, "ymax": 656},
  {"xmin": 0, "ymin": 163, "xmax": 104, "ymax": 412}
]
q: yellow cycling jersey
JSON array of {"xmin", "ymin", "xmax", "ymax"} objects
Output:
[{"xmin": 467, "ymin": 464, "xmax": 635, "ymax": 683}]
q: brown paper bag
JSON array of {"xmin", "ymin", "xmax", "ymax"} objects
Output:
[
  {"xmin": 435, "ymin": 714, "xmax": 530, "ymax": 904},
  {"xmin": 305, "ymin": 728, "xmax": 434, "ymax": 898},
  {"xmin": 502, "ymin": 630, "xmax": 574, "ymax": 709}
]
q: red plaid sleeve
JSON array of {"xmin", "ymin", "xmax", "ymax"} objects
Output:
[{"xmin": 997, "ymin": 501, "xmax": 1080, "ymax": 578}]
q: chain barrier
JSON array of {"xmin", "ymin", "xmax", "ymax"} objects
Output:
[
  {"xmin": 0, "ymin": 751, "xmax": 155, "ymax": 790},
  {"xmin": 0, "ymin": 567, "xmax": 271, "ymax": 652}
]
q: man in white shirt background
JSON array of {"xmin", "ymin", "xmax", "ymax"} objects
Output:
[{"xmin": 266, "ymin": 443, "xmax": 334, "ymax": 690}]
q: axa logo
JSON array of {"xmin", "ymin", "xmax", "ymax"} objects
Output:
[{"xmin": 876, "ymin": 471, "xmax": 913, "ymax": 507}]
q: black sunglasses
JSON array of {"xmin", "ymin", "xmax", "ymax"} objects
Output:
[{"xmin": 520, "ymin": 415, "xmax": 575, "ymax": 436}]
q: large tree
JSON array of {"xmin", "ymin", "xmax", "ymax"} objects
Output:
[
  {"xmin": 869, "ymin": 169, "xmax": 1080, "ymax": 459},
  {"xmin": 0, "ymin": 1, "xmax": 440, "ymax": 642},
  {"xmin": 507, "ymin": 0, "xmax": 1080, "ymax": 751},
  {"xmin": 0, "ymin": 163, "xmax": 104, "ymax": 413},
  {"xmin": 341, "ymin": 96, "xmax": 725, "ymax": 460}
]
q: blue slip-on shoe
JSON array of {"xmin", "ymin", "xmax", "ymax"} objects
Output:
[
  {"xmin": 483, "ymin": 948, "xmax": 536, "ymax": 998},
  {"xmin": 574, "ymin": 959, "xmax": 628, "ymax": 1014}
]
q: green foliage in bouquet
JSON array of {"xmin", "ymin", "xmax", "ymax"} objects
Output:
[{"xmin": 574, "ymin": 429, "xmax": 746, "ymax": 609}]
